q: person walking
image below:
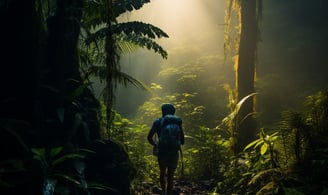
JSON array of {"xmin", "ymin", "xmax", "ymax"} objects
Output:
[{"xmin": 147, "ymin": 103, "xmax": 185, "ymax": 195}]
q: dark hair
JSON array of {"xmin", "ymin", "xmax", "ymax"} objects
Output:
[{"xmin": 161, "ymin": 103, "xmax": 175, "ymax": 117}]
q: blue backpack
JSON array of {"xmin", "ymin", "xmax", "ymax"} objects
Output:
[{"xmin": 158, "ymin": 114, "xmax": 182, "ymax": 154}]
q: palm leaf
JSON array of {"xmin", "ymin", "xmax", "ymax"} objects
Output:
[
  {"xmin": 83, "ymin": 0, "xmax": 107, "ymax": 28},
  {"xmin": 113, "ymin": 21, "xmax": 169, "ymax": 39},
  {"xmin": 87, "ymin": 65, "xmax": 150, "ymax": 91},
  {"xmin": 113, "ymin": 70, "xmax": 151, "ymax": 91},
  {"xmin": 116, "ymin": 40, "xmax": 140, "ymax": 54},
  {"xmin": 113, "ymin": 0, "xmax": 151, "ymax": 17},
  {"xmin": 117, "ymin": 33, "xmax": 168, "ymax": 59}
]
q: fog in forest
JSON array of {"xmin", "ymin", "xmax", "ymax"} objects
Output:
[
  {"xmin": 113, "ymin": 0, "xmax": 328, "ymax": 127},
  {"xmin": 115, "ymin": 0, "xmax": 226, "ymax": 118}
]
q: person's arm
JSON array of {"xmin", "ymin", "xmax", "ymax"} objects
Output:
[
  {"xmin": 180, "ymin": 129, "xmax": 185, "ymax": 145},
  {"xmin": 147, "ymin": 121, "xmax": 157, "ymax": 146}
]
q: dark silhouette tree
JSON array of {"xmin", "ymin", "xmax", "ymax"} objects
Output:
[{"xmin": 0, "ymin": 0, "xmax": 168, "ymax": 194}]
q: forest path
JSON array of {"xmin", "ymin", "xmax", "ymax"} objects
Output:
[{"xmin": 140, "ymin": 179, "xmax": 217, "ymax": 195}]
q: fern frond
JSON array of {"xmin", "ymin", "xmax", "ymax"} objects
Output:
[
  {"xmin": 86, "ymin": 65, "xmax": 150, "ymax": 91},
  {"xmin": 114, "ymin": 71, "xmax": 151, "ymax": 91},
  {"xmin": 116, "ymin": 33, "xmax": 168, "ymax": 59},
  {"xmin": 83, "ymin": 0, "xmax": 107, "ymax": 28},
  {"xmin": 113, "ymin": 21, "xmax": 169, "ymax": 39},
  {"xmin": 116, "ymin": 40, "xmax": 140, "ymax": 54},
  {"xmin": 113, "ymin": 0, "xmax": 151, "ymax": 17}
]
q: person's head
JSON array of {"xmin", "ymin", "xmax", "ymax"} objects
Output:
[{"xmin": 161, "ymin": 103, "xmax": 175, "ymax": 117}]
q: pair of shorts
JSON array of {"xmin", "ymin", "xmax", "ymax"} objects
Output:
[{"xmin": 157, "ymin": 152, "xmax": 179, "ymax": 169}]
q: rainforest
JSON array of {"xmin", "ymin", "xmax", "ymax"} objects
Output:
[{"xmin": 1, "ymin": 0, "xmax": 328, "ymax": 194}]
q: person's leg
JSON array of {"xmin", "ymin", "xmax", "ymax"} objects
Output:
[
  {"xmin": 166, "ymin": 153, "xmax": 179, "ymax": 195},
  {"xmin": 159, "ymin": 165, "xmax": 167, "ymax": 194},
  {"xmin": 166, "ymin": 167, "xmax": 175, "ymax": 195},
  {"xmin": 158, "ymin": 154, "xmax": 168, "ymax": 194}
]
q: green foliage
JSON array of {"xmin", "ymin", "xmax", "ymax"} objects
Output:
[
  {"xmin": 183, "ymin": 126, "xmax": 230, "ymax": 180},
  {"xmin": 79, "ymin": 0, "xmax": 169, "ymax": 132},
  {"xmin": 106, "ymin": 111, "xmax": 161, "ymax": 194},
  {"xmin": 220, "ymin": 91, "xmax": 258, "ymax": 154},
  {"xmin": 216, "ymin": 90, "xmax": 328, "ymax": 194},
  {"xmin": 31, "ymin": 146, "xmax": 115, "ymax": 194},
  {"xmin": 244, "ymin": 129, "xmax": 279, "ymax": 161},
  {"xmin": 215, "ymin": 129, "xmax": 285, "ymax": 195},
  {"xmin": 113, "ymin": 0, "xmax": 151, "ymax": 18}
]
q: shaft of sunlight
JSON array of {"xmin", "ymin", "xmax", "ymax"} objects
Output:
[{"xmin": 118, "ymin": 0, "xmax": 225, "ymax": 50}]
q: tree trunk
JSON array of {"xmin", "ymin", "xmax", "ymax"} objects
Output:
[
  {"xmin": 235, "ymin": 0, "xmax": 257, "ymax": 153},
  {"xmin": 42, "ymin": 0, "xmax": 100, "ymax": 146}
]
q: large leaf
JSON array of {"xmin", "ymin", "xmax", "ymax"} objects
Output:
[
  {"xmin": 113, "ymin": 0, "xmax": 151, "ymax": 17},
  {"xmin": 113, "ymin": 21, "xmax": 169, "ymax": 39},
  {"xmin": 235, "ymin": 92, "xmax": 258, "ymax": 115},
  {"xmin": 116, "ymin": 33, "xmax": 168, "ymax": 58},
  {"xmin": 222, "ymin": 92, "xmax": 257, "ymax": 126},
  {"xmin": 244, "ymin": 138, "xmax": 261, "ymax": 151},
  {"xmin": 85, "ymin": 22, "xmax": 168, "ymax": 58},
  {"xmin": 87, "ymin": 65, "xmax": 150, "ymax": 91}
]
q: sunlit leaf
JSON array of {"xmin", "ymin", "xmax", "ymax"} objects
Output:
[
  {"xmin": 191, "ymin": 149, "xmax": 199, "ymax": 153},
  {"xmin": 113, "ymin": 121, "xmax": 123, "ymax": 126},
  {"xmin": 244, "ymin": 139, "xmax": 261, "ymax": 151},
  {"xmin": 235, "ymin": 93, "xmax": 257, "ymax": 114},
  {"xmin": 260, "ymin": 143, "xmax": 268, "ymax": 155},
  {"xmin": 254, "ymin": 139, "xmax": 264, "ymax": 149}
]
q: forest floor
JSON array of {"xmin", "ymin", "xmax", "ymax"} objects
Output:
[{"xmin": 136, "ymin": 179, "xmax": 217, "ymax": 195}]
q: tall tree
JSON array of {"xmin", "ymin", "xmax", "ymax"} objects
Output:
[
  {"xmin": 224, "ymin": 0, "xmax": 261, "ymax": 153},
  {"xmin": 81, "ymin": 0, "xmax": 168, "ymax": 137}
]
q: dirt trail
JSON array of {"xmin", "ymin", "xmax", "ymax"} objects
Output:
[{"xmin": 140, "ymin": 179, "xmax": 217, "ymax": 195}]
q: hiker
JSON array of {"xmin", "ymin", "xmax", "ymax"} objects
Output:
[{"xmin": 147, "ymin": 103, "xmax": 185, "ymax": 195}]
